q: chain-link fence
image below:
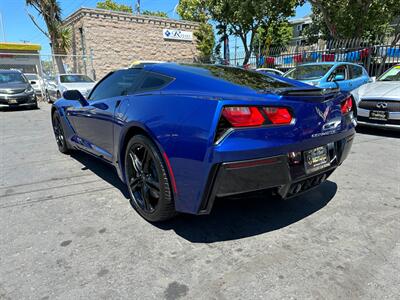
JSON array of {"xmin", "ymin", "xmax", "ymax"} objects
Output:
[
  {"xmin": 230, "ymin": 38, "xmax": 400, "ymax": 77},
  {"xmin": 0, "ymin": 52, "xmax": 96, "ymax": 100}
]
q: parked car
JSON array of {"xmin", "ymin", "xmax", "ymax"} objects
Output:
[
  {"xmin": 24, "ymin": 73, "xmax": 44, "ymax": 96},
  {"xmin": 284, "ymin": 62, "xmax": 370, "ymax": 92},
  {"xmin": 0, "ymin": 69, "xmax": 38, "ymax": 109},
  {"xmin": 256, "ymin": 68, "xmax": 285, "ymax": 76},
  {"xmin": 51, "ymin": 63, "xmax": 355, "ymax": 222},
  {"xmin": 352, "ymin": 64, "xmax": 400, "ymax": 130},
  {"xmin": 46, "ymin": 74, "xmax": 96, "ymax": 103}
]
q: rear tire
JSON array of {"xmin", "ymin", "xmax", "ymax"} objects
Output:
[
  {"xmin": 124, "ymin": 135, "xmax": 176, "ymax": 222},
  {"xmin": 52, "ymin": 112, "xmax": 69, "ymax": 154}
]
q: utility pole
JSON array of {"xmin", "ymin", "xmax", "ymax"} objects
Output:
[
  {"xmin": 0, "ymin": 12, "xmax": 5, "ymax": 41},
  {"xmin": 135, "ymin": 0, "xmax": 140, "ymax": 14}
]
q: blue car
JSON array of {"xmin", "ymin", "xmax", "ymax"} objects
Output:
[
  {"xmin": 52, "ymin": 63, "xmax": 355, "ymax": 222},
  {"xmin": 284, "ymin": 62, "xmax": 370, "ymax": 92}
]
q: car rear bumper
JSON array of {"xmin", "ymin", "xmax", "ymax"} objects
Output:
[{"xmin": 198, "ymin": 134, "xmax": 354, "ymax": 214}]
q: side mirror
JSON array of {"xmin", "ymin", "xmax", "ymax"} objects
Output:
[
  {"xmin": 369, "ymin": 76, "xmax": 376, "ymax": 83},
  {"xmin": 334, "ymin": 74, "xmax": 345, "ymax": 81},
  {"xmin": 63, "ymin": 90, "xmax": 88, "ymax": 106}
]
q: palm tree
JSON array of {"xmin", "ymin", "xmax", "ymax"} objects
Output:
[{"xmin": 26, "ymin": 0, "xmax": 71, "ymax": 73}]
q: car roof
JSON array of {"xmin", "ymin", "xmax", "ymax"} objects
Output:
[{"xmin": 298, "ymin": 62, "xmax": 364, "ymax": 67}]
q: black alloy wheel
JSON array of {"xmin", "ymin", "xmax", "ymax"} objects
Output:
[
  {"xmin": 52, "ymin": 113, "xmax": 69, "ymax": 153},
  {"xmin": 124, "ymin": 135, "xmax": 176, "ymax": 222}
]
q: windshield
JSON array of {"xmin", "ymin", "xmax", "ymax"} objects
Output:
[
  {"xmin": 0, "ymin": 72, "xmax": 27, "ymax": 84},
  {"xmin": 378, "ymin": 66, "xmax": 400, "ymax": 81},
  {"xmin": 25, "ymin": 74, "xmax": 39, "ymax": 80},
  {"xmin": 184, "ymin": 64, "xmax": 293, "ymax": 90},
  {"xmin": 60, "ymin": 74, "xmax": 93, "ymax": 83},
  {"xmin": 285, "ymin": 64, "xmax": 333, "ymax": 80}
]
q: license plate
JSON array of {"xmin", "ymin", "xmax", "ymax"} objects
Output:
[
  {"xmin": 304, "ymin": 146, "xmax": 330, "ymax": 174},
  {"xmin": 369, "ymin": 110, "xmax": 388, "ymax": 121},
  {"xmin": 8, "ymin": 99, "xmax": 18, "ymax": 104}
]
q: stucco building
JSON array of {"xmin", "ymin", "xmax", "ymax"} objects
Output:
[{"xmin": 63, "ymin": 8, "xmax": 200, "ymax": 79}]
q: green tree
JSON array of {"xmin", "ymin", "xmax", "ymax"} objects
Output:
[
  {"xmin": 141, "ymin": 10, "xmax": 168, "ymax": 18},
  {"xmin": 253, "ymin": 21, "xmax": 293, "ymax": 56},
  {"xmin": 96, "ymin": 0, "xmax": 133, "ymax": 13},
  {"xmin": 308, "ymin": 0, "xmax": 400, "ymax": 40},
  {"xmin": 26, "ymin": 0, "xmax": 71, "ymax": 73},
  {"xmin": 208, "ymin": 0, "xmax": 301, "ymax": 65},
  {"xmin": 177, "ymin": 0, "xmax": 215, "ymax": 63}
]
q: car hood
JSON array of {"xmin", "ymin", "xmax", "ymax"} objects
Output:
[
  {"xmin": 0, "ymin": 82, "xmax": 30, "ymax": 94},
  {"xmin": 356, "ymin": 81, "xmax": 400, "ymax": 100}
]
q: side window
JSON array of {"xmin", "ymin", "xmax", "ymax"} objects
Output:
[
  {"xmin": 88, "ymin": 69, "xmax": 142, "ymax": 101},
  {"xmin": 350, "ymin": 65, "xmax": 363, "ymax": 78},
  {"xmin": 136, "ymin": 72, "xmax": 173, "ymax": 93},
  {"xmin": 328, "ymin": 65, "xmax": 347, "ymax": 81}
]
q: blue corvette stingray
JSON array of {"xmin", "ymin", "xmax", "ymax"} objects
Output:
[{"xmin": 52, "ymin": 63, "xmax": 355, "ymax": 222}]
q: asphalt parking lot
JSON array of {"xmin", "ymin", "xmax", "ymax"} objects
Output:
[{"xmin": 0, "ymin": 103, "xmax": 399, "ymax": 300}]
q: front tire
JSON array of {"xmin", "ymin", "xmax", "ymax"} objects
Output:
[
  {"xmin": 124, "ymin": 135, "xmax": 176, "ymax": 222},
  {"xmin": 52, "ymin": 112, "xmax": 69, "ymax": 154}
]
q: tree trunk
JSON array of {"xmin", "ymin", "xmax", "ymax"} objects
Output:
[
  {"xmin": 54, "ymin": 55, "xmax": 66, "ymax": 74},
  {"xmin": 243, "ymin": 49, "xmax": 251, "ymax": 65}
]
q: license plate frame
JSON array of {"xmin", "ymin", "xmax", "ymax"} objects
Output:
[
  {"xmin": 369, "ymin": 110, "xmax": 388, "ymax": 121},
  {"xmin": 8, "ymin": 99, "xmax": 18, "ymax": 104},
  {"xmin": 304, "ymin": 145, "xmax": 330, "ymax": 174}
]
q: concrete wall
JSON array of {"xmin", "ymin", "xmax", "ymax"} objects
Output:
[{"xmin": 64, "ymin": 8, "xmax": 200, "ymax": 79}]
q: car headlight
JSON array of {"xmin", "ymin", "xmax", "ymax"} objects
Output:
[
  {"xmin": 309, "ymin": 81, "xmax": 320, "ymax": 86},
  {"xmin": 25, "ymin": 86, "xmax": 34, "ymax": 93}
]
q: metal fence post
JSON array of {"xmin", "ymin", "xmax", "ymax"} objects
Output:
[{"xmin": 90, "ymin": 49, "xmax": 96, "ymax": 81}]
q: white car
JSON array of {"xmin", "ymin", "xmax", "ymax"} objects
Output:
[
  {"xmin": 24, "ymin": 73, "xmax": 44, "ymax": 96},
  {"xmin": 352, "ymin": 64, "xmax": 400, "ymax": 130},
  {"xmin": 45, "ymin": 74, "xmax": 96, "ymax": 103},
  {"xmin": 256, "ymin": 68, "xmax": 285, "ymax": 76}
]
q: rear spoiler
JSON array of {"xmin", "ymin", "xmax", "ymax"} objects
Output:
[
  {"xmin": 278, "ymin": 87, "xmax": 340, "ymax": 96},
  {"xmin": 277, "ymin": 87, "xmax": 342, "ymax": 102}
]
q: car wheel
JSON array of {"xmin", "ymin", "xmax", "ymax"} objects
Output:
[
  {"xmin": 52, "ymin": 112, "xmax": 69, "ymax": 154},
  {"xmin": 124, "ymin": 135, "xmax": 176, "ymax": 222}
]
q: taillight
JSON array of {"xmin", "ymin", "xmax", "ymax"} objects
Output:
[
  {"xmin": 222, "ymin": 106, "xmax": 265, "ymax": 127},
  {"xmin": 262, "ymin": 107, "xmax": 293, "ymax": 125},
  {"xmin": 215, "ymin": 105, "xmax": 293, "ymax": 143},
  {"xmin": 341, "ymin": 96, "xmax": 353, "ymax": 114}
]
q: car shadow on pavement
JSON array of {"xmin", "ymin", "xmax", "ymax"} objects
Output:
[
  {"xmin": 70, "ymin": 151, "xmax": 130, "ymax": 199},
  {"xmin": 156, "ymin": 181, "xmax": 337, "ymax": 243},
  {"xmin": 69, "ymin": 150, "xmax": 337, "ymax": 243},
  {"xmin": 356, "ymin": 126, "xmax": 399, "ymax": 138}
]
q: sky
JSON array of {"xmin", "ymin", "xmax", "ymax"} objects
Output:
[{"xmin": 0, "ymin": 0, "xmax": 311, "ymax": 54}]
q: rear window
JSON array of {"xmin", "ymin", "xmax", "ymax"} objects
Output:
[
  {"xmin": 25, "ymin": 74, "xmax": 39, "ymax": 80},
  {"xmin": 60, "ymin": 74, "xmax": 93, "ymax": 83},
  {"xmin": 184, "ymin": 64, "xmax": 293, "ymax": 90},
  {"xmin": 285, "ymin": 64, "xmax": 333, "ymax": 80}
]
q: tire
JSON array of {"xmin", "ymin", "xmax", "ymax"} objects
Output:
[
  {"xmin": 52, "ymin": 112, "xmax": 69, "ymax": 154},
  {"xmin": 124, "ymin": 135, "xmax": 176, "ymax": 222},
  {"xmin": 31, "ymin": 98, "xmax": 38, "ymax": 109}
]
